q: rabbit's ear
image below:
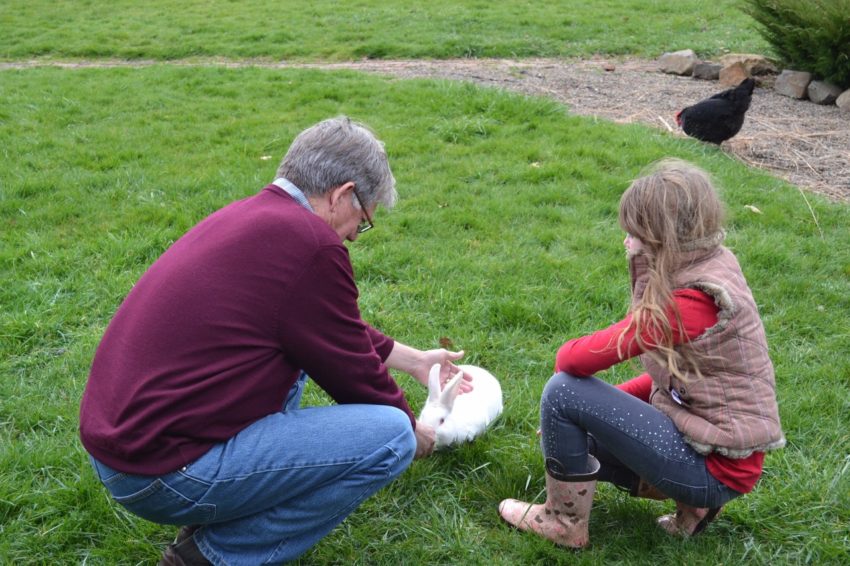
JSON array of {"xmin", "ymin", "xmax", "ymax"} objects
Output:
[
  {"xmin": 427, "ymin": 363, "xmax": 442, "ymax": 403},
  {"xmin": 439, "ymin": 369, "xmax": 464, "ymax": 409}
]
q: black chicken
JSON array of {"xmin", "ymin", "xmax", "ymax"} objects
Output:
[{"xmin": 676, "ymin": 78, "xmax": 756, "ymax": 144}]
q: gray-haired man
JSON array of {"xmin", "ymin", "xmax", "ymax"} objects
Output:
[{"xmin": 81, "ymin": 117, "xmax": 467, "ymax": 565}]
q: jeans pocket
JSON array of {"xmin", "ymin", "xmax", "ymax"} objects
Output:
[
  {"xmin": 112, "ymin": 478, "xmax": 217, "ymax": 525},
  {"xmin": 89, "ymin": 456, "xmax": 127, "ymax": 486}
]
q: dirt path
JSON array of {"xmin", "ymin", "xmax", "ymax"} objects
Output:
[
  {"xmin": 5, "ymin": 57, "xmax": 848, "ymax": 203},
  {"xmin": 317, "ymin": 57, "xmax": 849, "ymax": 204}
]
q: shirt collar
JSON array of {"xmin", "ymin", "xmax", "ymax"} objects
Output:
[{"xmin": 272, "ymin": 178, "xmax": 314, "ymax": 212}]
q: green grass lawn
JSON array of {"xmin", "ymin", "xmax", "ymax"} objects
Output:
[
  {"xmin": 2, "ymin": 1, "xmax": 848, "ymax": 564},
  {"xmin": 1, "ymin": 65, "xmax": 848, "ymax": 564},
  {"xmin": 1, "ymin": 0, "xmax": 771, "ymax": 61}
]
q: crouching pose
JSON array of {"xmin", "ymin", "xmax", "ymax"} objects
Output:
[
  {"xmin": 499, "ymin": 159, "xmax": 784, "ymax": 547},
  {"xmin": 80, "ymin": 117, "xmax": 468, "ymax": 565}
]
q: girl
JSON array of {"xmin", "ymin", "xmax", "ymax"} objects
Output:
[{"xmin": 499, "ymin": 159, "xmax": 784, "ymax": 548}]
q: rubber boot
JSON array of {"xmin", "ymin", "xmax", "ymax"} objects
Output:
[
  {"xmin": 657, "ymin": 501, "xmax": 722, "ymax": 536},
  {"xmin": 499, "ymin": 456, "xmax": 600, "ymax": 549}
]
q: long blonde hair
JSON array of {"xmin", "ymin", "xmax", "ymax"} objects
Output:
[{"xmin": 617, "ymin": 159, "xmax": 725, "ymax": 381}]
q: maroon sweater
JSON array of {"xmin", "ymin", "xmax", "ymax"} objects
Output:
[{"xmin": 80, "ymin": 186, "xmax": 415, "ymax": 475}]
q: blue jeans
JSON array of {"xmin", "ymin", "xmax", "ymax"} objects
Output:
[
  {"xmin": 540, "ymin": 372, "xmax": 741, "ymax": 509},
  {"xmin": 88, "ymin": 374, "xmax": 417, "ymax": 565}
]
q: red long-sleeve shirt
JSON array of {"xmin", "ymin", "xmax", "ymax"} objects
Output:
[
  {"xmin": 80, "ymin": 186, "xmax": 414, "ymax": 475},
  {"xmin": 556, "ymin": 289, "xmax": 763, "ymax": 493}
]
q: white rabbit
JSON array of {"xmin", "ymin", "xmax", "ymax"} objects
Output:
[{"xmin": 418, "ymin": 363, "xmax": 503, "ymax": 449}]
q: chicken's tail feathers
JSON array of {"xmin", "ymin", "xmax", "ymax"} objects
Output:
[{"xmin": 709, "ymin": 77, "xmax": 756, "ymax": 102}]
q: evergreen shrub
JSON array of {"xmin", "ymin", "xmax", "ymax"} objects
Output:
[{"xmin": 744, "ymin": 0, "xmax": 850, "ymax": 88}]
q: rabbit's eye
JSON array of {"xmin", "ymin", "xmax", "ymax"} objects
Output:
[{"xmin": 439, "ymin": 418, "xmax": 445, "ymax": 425}]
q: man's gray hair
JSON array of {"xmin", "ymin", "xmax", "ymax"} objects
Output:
[{"xmin": 276, "ymin": 116, "xmax": 397, "ymax": 209}]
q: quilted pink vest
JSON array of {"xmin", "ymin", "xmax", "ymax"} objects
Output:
[{"xmin": 630, "ymin": 242, "xmax": 785, "ymax": 457}]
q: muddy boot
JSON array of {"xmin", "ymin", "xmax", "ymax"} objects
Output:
[
  {"xmin": 499, "ymin": 456, "xmax": 600, "ymax": 549},
  {"xmin": 657, "ymin": 501, "xmax": 722, "ymax": 536}
]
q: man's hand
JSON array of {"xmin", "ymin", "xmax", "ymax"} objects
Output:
[
  {"xmin": 414, "ymin": 349, "xmax": 474, "ymax": 394},
  {"xmin": 414, "ymin": 421, "xmax": 436, "ymax": 459},
  {"xmin": 384, "ymin": 342, "xmax": 472, "ymax": 393},
  {"xmin": 408, "ymin": 348, "xmax": 464, "ymax": 386}
]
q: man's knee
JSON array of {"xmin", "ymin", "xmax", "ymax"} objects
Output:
[{"xmin": 373, "ymin": 406, "xmax": 416, "ymax": 473}]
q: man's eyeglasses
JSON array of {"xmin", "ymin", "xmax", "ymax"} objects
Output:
[{"xmin": 352, "ymin": 187, "xmax": 374, "ymax": 234}]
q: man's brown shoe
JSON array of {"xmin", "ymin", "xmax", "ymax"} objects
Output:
[
  {"xmin": 174, "ymin": 525, "xmax": 200, "ymax": 545},
  {"xmin": 158, "ymin": 531, "xmax": 211, "ymax": 566}
]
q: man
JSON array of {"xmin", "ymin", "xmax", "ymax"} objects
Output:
[{"xmin": 80, "ymin": 117, "xmax": 466, "ymax": 565}]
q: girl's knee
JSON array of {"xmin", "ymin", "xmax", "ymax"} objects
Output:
[{"xmin": 542, "ymin": 372, "xmax": 582, "ymax": 406}]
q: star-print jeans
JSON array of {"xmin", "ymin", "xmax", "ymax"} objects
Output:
[{"xmin": 540, "ymin": 372, "xmax": 742, "ymax": 509}]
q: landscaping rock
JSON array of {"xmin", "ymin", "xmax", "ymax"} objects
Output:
[
  {"xmin": 719, "ymin": 62, "xmax": 750, "ymax": 87},
  {"xmin": 659, "ymin": 49, "xmax": 698, "ymax": 76},
  {"xmin": 693, "ymin": 62, "xmax": 721, "ymax": 80},
  {"xmin": 807, "ymin": 81, "xmax": 843, "ymax": 105},
  {"xmin": 837, "ymin": 89, "xmax": 850, "ymax": 112},
  {"xmin": 719, "ymin": 54, "xmax": 778, "ymax": 76},
  {"xmin": 774, "ymin": 70, "xmax": 812, "ymax": 99}
]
